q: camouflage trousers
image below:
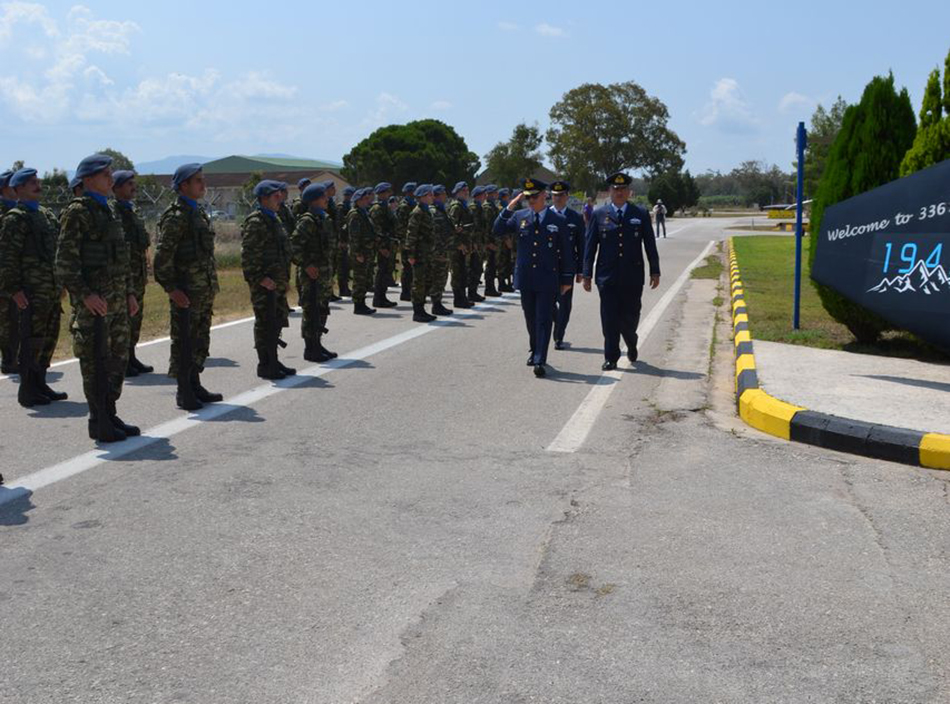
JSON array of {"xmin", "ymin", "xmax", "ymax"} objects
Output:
[
  {"xmin": 428, "ymin": 256, "xmax": 450, "ymax": 303},
  {"xmin": 351, "ymin": 254, "xmax": 375, "ymax": 302},
  {"xmin": 467, "ymin": 248, "xmax": 484, "ymax": 289},
  {"xmin": 0, "ymin": 295, "xmax": 16, "ymax": 359},
  {"xmin": 72, "ymin": 306, "xmax": 129, "ymax": 406},
  {"xmin": 498, "ymin": 243, "xmax": 513, "ymax": 281},
  {"xmin": 451, "ymin": 249, "xmax": 468, "ymax": 294},
  {"xmin": 129, "ymin": 280, "xmax": 146, "ymax": 348},
  {"xmin": 20, "ymin": 296, "xmax": 61, "ymax": 369},
  {"xmin": 374, "ymin": 251, "xmax": 393, "ymax": 299},
  {"xmin": 167, "ymin": 293, "xmax": 214, "ymax": 376},
  {"xmin": 411, "ymin": 260, "xmax": 431, "ymax": 306},
  {"xmin": 333, "ymin": 245, "xmax": 350, "ymax": 294},
  {"xmin": 249, "ymin": 284, "xmax": 290, "ymax": 350},
  {"xmin": 298, "ymin": 276, "xmax": 329, "ymax": 339}
]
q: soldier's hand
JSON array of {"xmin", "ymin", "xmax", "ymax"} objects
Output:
[
  {"xmin": 560, "ymin": 284, "xmax": 572, "ymax": 295},
  {"xmin": 84, "ymin": 293, "xmax": 108, "ymax": 316},
  {"xmin": 12, "ymin": 290, "xmax": 29, "ymax": 310},
  {"xmin": 306, "ymin": 266, "xmax": 319, "ymax": 280},
  {"xmin": 582, "ymin": 277, "xmax": 592, "ymax": 293},
  {"xmin": 650, "ymin": 274, "xmax": 660, "ymax": 290},
  {"xmin": 408, "ymin": 257, "xmax": 416, "ymax": 266},
  {"xmin": 507, "ymin": 193, "xmax": 524, "ymax": 210},
  {"xmin": 127, "ymin": 295, "xmax": 139, "ymax": 318},
  {"xmin": 260, "ymin": 277, "xmax": 277, "ymax": 291},
  {"xmin": 356, "ymin": 255, "xmax": 365, "ymax": 264},
  {"xmin": 575, "ymin": 273, "xmax": 584, "ymax": 284},
  {"xmin": 170, "ymin": 289, "xmax": 190, "ymax": 309}
]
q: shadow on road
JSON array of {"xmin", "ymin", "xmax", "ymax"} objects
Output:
[
  {"xmin": 548, "ymin": 369, "xmax": 617, "ymax": 386},
  {"xmin": 28, "ymin": 400, "xmax": 88, "ymax": 418},
  {"xmin": 0, "ymin": 486, "xmax": 34, "ymax": 526},
  {"xmin": 99, "ymin": 436, "xmax": 179, "ymax": 462},
  {"xmin": 857, "ymin": 374, "xmax": 950, "ymax": 394},
  {"xmin": 628, "ymin": 361, "xmax": 703, "ymax": 380},
  {"xmin": 202, "ymin": 404, "xmax": 264, "ymax": 423},
  {"xmin": 204, "ymin": 357, "xmax": 240, "ymax": 368}
]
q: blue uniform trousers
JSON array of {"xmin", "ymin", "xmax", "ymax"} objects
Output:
[
  {"xmin": 522, "ymin": 288, "xmax": 557, "ymax": 365},
  {"xmin": 553, "ymin": 285, "xmax": 575, "ymax": 343},
  {"xmin": 598, "ymin": 283, "xmax": 643, "ymax": 363}
]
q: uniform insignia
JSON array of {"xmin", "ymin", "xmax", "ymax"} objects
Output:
[
  {"xmin": 548, "ymin": 242, "xmax": 553, "ymax": 247},
  {"xmin": 614, "ymin": 175, "xmax": 625, "ymax": 184},
  {"xmin": 629, "ymin": 218, "xmax": 641, "ymax": 225},
  {"xmin": 520, "ymin": 220, "xmax": 528, "ymax": 229},
  {"xmin": 524, "ymin": 179, "xmax": 535, "ymax": 189},
  {"xmin": 546, "ymin": 224, "xmax": 558, "ymax": 232}
]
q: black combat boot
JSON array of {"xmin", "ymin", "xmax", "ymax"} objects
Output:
[
  {"xmin": 399, "ymin": 289, "xmax": 412, "ymax": 302},
  {"xmin": 484, "ymin": 281, "xmax": 502, "ymax": 297},
  {"xmin": 1, "ymin": 347, "xmax": 16, "ymax": 375},
  {"xmin": 18, "ymin": 369, "xmax": 51, "ymax": 408},
  {"xmin": 109, "ymin": 400, "xmax": 141, "ymax": 437},
  {"xmin": 353, "ymin": 300, "xmax": 376, "ymax": 315},
  {"xmin": 303, "ymin": 337, "xmax": 321, "ymax": 363},
  {"xmin": 88, "ymin": 404, "xmax": 125, "ymax": 443},
  {"xmin": 278, "ymin": 358, "xmax": 296, "ymax": 377},
  {"xmin": 192, "ymin": 368, "xmax": 223, "ymax": 403},
  {"xmin": 453, "ymin": 290, "xmax": 474, "ymax": 309},
  {"xmin": 412, "ymin": 303, "xmax": 436, "ymax": 323},
  {"xmin": 125, "ymin": 358, "xmax": 139, "ymax": 377},
  {"xmin": 256, "ymin": 348, "xmax": 285, "ymax": 380},
  {"xmin": 372, "ymin": 294, "xmax": 398, "ymax": 309},
  {"xmin": 431, "ymin": 300, "xmax": 454, "ymax": 316},
  {"xmin": 130, "ymin": 347, "xmax": 153, "ymax": 374},
  {"xmin": 318, "ymin": 332, "xmax": 337, "ymax": 360},
  {"xmin": 467, "ymin": 287, "xmax": 485, "ymax": 303},
  {"xmin": 37, "ymin": 369, "xmax": 67, "ymax": 401}
]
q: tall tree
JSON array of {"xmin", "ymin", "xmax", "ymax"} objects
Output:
[
  {"xmin": 802, "ymin": 96, "xmax": 848, "ymax": 199},
  {"xmin": 41, "ymin": 168, "xmax": 69, "ymax": 188},
  {"xmin": 546, "ymin": 81, "xmax": 685, "ymax": 195},
  {"xmin": 900, "ymin": 48, "xmax": 950, "ymax": 176},
  {"xmin": 809, "ymin": 73, "xmax": 916, "ymax": 343},
  {"xmin": 647, "ymin": 170, "xmax": 700, "ymax": 214},
  {"xmin": 342, "ymin": 119, "xmax": 479, "ymax": 187},
  {"xmin": 97, "ymin": 148, "xmax": 134, "ymax": 171},
  {"xmin": 483, "ymin": 123, "xmax": 543, "ymax": 186}
]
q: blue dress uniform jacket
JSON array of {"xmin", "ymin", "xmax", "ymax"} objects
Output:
[
  {"xmin": 552, "ymin": 205, "xmax": 586, "ymax": 344},
  {"xmin": 583, "ymin": 201, "xmax": 661, "ymax": 363},
  {"xmin": 494, "ymin": 207, "xmax": 575, "ymax": 366}
]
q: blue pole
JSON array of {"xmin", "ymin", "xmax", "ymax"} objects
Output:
[{"xmin": 793, "ymin": 121, "xmax": 806, "ymax": 330}]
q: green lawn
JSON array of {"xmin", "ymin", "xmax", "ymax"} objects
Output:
[{"xmin": 732, "ymin": 235, "xmax": 945, "ymax": 360}]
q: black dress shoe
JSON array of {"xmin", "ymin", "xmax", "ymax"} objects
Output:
[
  {"xmin": 526, "ymin": 355, "xmax": 535, "ymax": 366},
  {"xmin": 554, "ymin": 340, "xmax": 564, "ymax": 351},
  {"xmin": 627, "ymin": 348, "xmax": 638, "ymax": 363},
  {"xmin": 602, "ymin": 360, "xmax": 617, "ymax": 371},
  {"xmin": 533, "ymin": 364, "xmax": 546, "ymax": 378}
]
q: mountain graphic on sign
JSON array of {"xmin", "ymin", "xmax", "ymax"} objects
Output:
[{"xmin": 867, "ymin": 259, "xmax": 950, "ymax": 295}]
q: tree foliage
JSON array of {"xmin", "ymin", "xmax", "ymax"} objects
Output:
[
  {"xmin": 647, "ymin": 170, "xmax": 700, "ymax": 214},
  {"xmin": 483, "ymin": 123, "xmax": 543, "ymax": 187},
  {"xmin": 809, "ymin": 73, "xmax": 917, "ymax": 343},
  {"xmin": 694, "ymin": 161, "xmax": 794, "ymax": 207},
  {"xmin": 342, "ymin": 119, "xmax": 480, "ymax": 187},
  {"xmin": 97, "ymin": 148, "xmax": 135, "ymax": 172},
  {"xmin": 41, "ymin": 167, "xmax": 69, "ymax": 189},
  {"xmin": 546, "ymin": 81, "xmax": 686, "ymax": 195},
  {"xmin": 802, "ymin": 96, "xmax": 849, "ymax": 199},
  {"xmin": 900, "ymin": 48, "xmax": 950, "ymax": 177}
]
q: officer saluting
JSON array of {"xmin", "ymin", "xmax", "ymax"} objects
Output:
[
  {"xmin": 582, "ymin": 172, "xmax": 660, "ymax": 370},
  {"xmin": 493, "ymin": 178, "xmax": 574, "ymax": 378}
]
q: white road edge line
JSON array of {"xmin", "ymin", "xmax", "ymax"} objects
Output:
[
  {"xmin": 546, "ymin": 239, "xmax": 716, "ymax": 454},
  {"xmin": 0, "ymin": 296, "xmax": 518, "ymax": 507}
]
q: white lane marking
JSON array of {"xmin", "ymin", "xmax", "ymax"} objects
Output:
[
  {"xmin": 546, "ymin": 240, "xmax": 716, "ymax": 453},
  {"xmin": 0, "ymin": 297, "xmax": 517, "ymax": 506}
]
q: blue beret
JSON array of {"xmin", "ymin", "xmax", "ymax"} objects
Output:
[
  {"xmin": 402, "ymin": 182, "xmax": 417, "ymax": 194},
  {"xmin": 388, "ymin": 195, "xmax": 397, "ymax": 204},
  {"xmin": 10, "ymin": 168, "xmax": 37, "ymax": 188},
  {"xmin": 374, "ymin": 182, "xmax": 393, "ymax": 194},
  {"xmin": 342, "ymin": 186, "xmax": 356, "ymax": 197},
  {"xmin": 301, "ymin": 183, "xmax": 327, "ymax": 203},
  {"xmin": 0, "ymin": 170, "xmax": 13, "ymax": 189},
  {"xmin": 485, "ymin": 184, "xmax": 498, "ymax": 193},
  {"xmin": 112, "ymin": 170, "xmax": 135, "ymax": 188},
  {"xmin": 498, "ymin": 188, "xmax": 510, "ymax": 197},
  {"xmin": 321, "ymin": 180, "xmax": 336, "ymax": 190},
  {"xmin": 432, "ymin": 184, "xmax": 446, "ymax": 195},
  {"xmin": 76, "ymin": 153, "xmax": 114, "ymax": 180},
  {"xmin": 351, "ymin": 187, "xmax": 365, "ymax": 200},
  {"xmin": 277, "ymin": 181, "xmax": 289, "ymax": 192},
  {"xmin": 297, "ymin": 177, "xmax": 311, "ymax": 190},
  {"xmin": 471, "ymin": 185, "xmax": 485, "ymax": 197},
  {"xmin": 413, "ymin": 184, "xmax": 433, "ymax": 198},
  {"xmin": 253, "ymin": 180, "xmax": 283, "ymax": 198},
  {"xmin": 69, "ymin": 175, "xmax": 82, "ymax": 190},
  {"xmin": 452, "ymin": 181, "xmax": 468, "ymax": 195},
  {"xmin": 172, "ymin": 162, "xmax": 202, "ymax": 190}
]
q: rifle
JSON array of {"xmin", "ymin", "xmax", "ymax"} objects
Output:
[
  {"xmin": 176, "ymin": 287, "xmax": 200, "ymax": 410},
  {"xmin": 93, "ymin": 313, "xmax": 115, "ymax": 440},
  {"xmin": 265, "ymin": 288, "xmax": 286, "ymax": 378}
]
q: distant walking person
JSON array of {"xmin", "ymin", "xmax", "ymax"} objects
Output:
[
  {"xmin": 652, "ymin": 199, "xmax": 667, "ymax": 238},
  {"xmin": 583, "ymin": 196, "xmax": 595, "ymax": 227}
]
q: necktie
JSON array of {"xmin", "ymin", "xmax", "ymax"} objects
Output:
[{"xmin": 534, "ymin": 212, "xmax": 540, "ymax": 233}]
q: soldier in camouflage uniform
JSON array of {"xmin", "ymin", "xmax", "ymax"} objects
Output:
[
  {"xmin": 153, "ymin": 163, "xmax": 223, "ymax": 410},
  {"xmin": 0, "ymin": 168, "xmax": 67, "ymax": 407},
  {"xmin": 0, "ymin": 170, "xmax": 18, "ymax": 374},
  {"xmin": 290, "ymin": 177, "xmax": 311, "ymax": 219},
  {"xmin": 241, "ymin": 180, "xmax": 296, "ymax": 380},
  {"xmin": 56, "ymin": 154, "xmax": 140, "ymax": 442},
  {"xmin": 428, "ymin": 185, "xmax": 455, "ymax": 316},
  {"xmin": 466, "ymin": 186, "xmax": 487, "ymax": 302},
  {"xmin": 368, "ymin": 182, "xmax": 398, "ymax": 309},
  {"xmin": 290, "ymin": 182, "xmax": 337, "ymax": 363},
  {"xmin": 346, "ymin": 187, "xmax": 378, "ymax": 315},
  {"xmin": 112, "ymin": 170, "xmax": 154, "ymax": 378},
  {"xmin": 330, "ymin": 182, "xmax": 352, "ymax": 297},
  {"xmin": 395, "ymin": 182, "xmax": 417, "ymax": 302},
  {"xmin": 276, "ymin": 183, "xmax": 296, "ymax": 242},
  {"xmin": 482, "ymin": 185, "xmax": 502, "ymax": 297},
  {"xmin": 405, "ymin": 184, "xmax": 437, "ymax": 323},
  {"xmin": 496, "ymin": 187, "xmax": 515, "ymax": 292},
  {"xmin": 447, "ymin": 181, "xmax": 474, "ymax": 309}
]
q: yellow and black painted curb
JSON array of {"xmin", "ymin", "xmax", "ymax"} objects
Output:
[{"xmin": 728, "ymin": 238, "xmax": 950, "ymax": 471}]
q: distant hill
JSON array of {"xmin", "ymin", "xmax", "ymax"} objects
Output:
[{"xmin": 136, "ymin": 155, "xmax": 218, "ymax": 175}]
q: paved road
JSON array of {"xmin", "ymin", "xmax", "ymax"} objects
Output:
[{"xmin": 2, "ymin": 218, "xmax": 948, "ymax": 703}]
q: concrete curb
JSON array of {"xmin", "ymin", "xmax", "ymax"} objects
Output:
[{"xmin": 728, "ymin": 238, "xmax": 950, "ymax": 471}]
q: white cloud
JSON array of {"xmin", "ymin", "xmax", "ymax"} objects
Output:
[
  {"xmin": 778, "ymin": 91, "xmax": 814, "ymax": 113},
  {"xmin": 497, "ymin": 21, "xmax": 518, "ymax": 31},
  {"xmin": 535, "ymin": 23, "xmax": 566, "ymax": 38},
  {"xmin": 0, "ymin": 2, "xmax": 59, "ymax": 43},
  {"xmin": 363, "ymin": 91, "xmax": 408, "ymax": 126},
  {"xmin": 320, "ymin": 99, "xmax": 349, "ymax": 112},
  {"xmin": 698, "ymin": 77, "xmax": 759, "ymax": 134},
  {"xmin": 429, "ymin": 100, "xmax": 452, "ymax": 111}
]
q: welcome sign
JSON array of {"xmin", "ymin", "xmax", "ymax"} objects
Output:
[{"xmin": 812, "ymin": 159, "xmax": 950, "ymax": 350}]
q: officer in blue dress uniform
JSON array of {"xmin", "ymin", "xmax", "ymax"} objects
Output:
[
  {"xmin": 548, "ymin": 180, "xmax": 586, "ymax": 350},
  {"xmin": 582, "ymin": 172, "xmax": 660, "ymax": 371},
  {"xmin": 493, "ymin": 178, "xmax": 574, "ymax": 378}
]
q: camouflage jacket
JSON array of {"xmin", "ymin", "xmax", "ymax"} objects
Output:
[
  {"xmin": 290, "ymin": 209, "xmax": 330, "ymax": 273},
  {"xmin": 154, "ymin": 198, "xmax": 219, "ymax": 297},
  {"xmin": 346, "ymin": 207, "xmax": 376, "ymax": 259},
  {"xmin": 277, "ymin": 202, "xmax": 296, "ymax": 238},
  {"xmin": 482, "ymin": 200, "xmax": 499, "ymax": 244},
  {"xmin": 468, "ymin": 200, "xmax": 486, "ymax": 247},
  {"xmin": 326, "ymin": 198, "xmax": 341, "ymax": 244},
  {"xmin": 0, "ymin": 203, "xmax": 60, "ymax": 298},
  {"xmin": 241, "ymin": 209, "xmax": 291, "ymax": 288},
  {"xmin": 338, "ymin": 199, "xmax": 352, "ymax": 243},
  {"xmin": 448, "ymin": 198, "xmax": 473, "ymax": 249},
  {"xmin": 395, "ymin": 197, "xmax": 416, "ymax": 246},
  {"xmin": 56, "ymin": 195, "xmax": 132, "ymax": 307},
  {"xmin": 368, "ymin": 201, "xmax": 396, "ymax": 250},
  {"xmin": 290, "ymin": 197, "xmax": 306, "ymax": 219},
  {"xmin": 405, "ymin": 203, "xmax": 434, "ymax": 261},
  {"xmin": 114, "ymin": 200, "xmax": 150, "ymax": 289},
  {"xmin": 430, "ymin": 203, "xmax": 454, "ymax": 260}
]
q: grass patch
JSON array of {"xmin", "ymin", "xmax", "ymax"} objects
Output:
[
  {"xmin": 52, "ymin": 266, "xmax": 253, "ymax": 361},
  {"xmin": 732, "ymin": 236, "xmax": 946, "ymax": 361},
  {"xmin": 691, "ymin": 254, "xmax": 724, "ymax": 280}
]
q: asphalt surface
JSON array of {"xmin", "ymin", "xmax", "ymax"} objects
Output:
[{"xmin": 2, "ymin": 218, "xmax": 948, "ymax": 703}]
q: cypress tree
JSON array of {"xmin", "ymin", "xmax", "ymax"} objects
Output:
[{"xmin": 901, "ymin": 48, "xmax": 950, "ymax": 177}]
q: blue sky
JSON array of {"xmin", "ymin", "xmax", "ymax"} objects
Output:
[{"xmin": 1, "ymin": 0, "xmax": 948, "ymax": 176}]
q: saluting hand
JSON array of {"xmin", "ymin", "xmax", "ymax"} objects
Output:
[{"xmin": 507, "ymin": 193, "xmax": 524, "ymax": 211}]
